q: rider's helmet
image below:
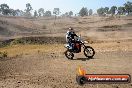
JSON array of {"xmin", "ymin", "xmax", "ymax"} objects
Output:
[{"xmin": 68, "ymin": 27, "xmax": 74, "ymax": 33}]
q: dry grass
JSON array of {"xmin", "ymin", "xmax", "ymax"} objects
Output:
[
  {"xmin": 92, "ymin": 41, "xmax": 132, "ymax": 52},
  {"xmin": 0, "ymin": 16, "xmax": 132, "ymax": 42},
  {"xmin": 0, "ymin": 16, "xmax": 132, "ymax": 88},
  {"xmin": 0, "ymin": 44, "xmax": 64, "ymax": 57},
  {"xmin": 0, "ymin": 41, "xmax": 131, "ymax": 57}
]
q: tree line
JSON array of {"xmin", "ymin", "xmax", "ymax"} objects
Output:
[
  {"xmin": 0, "ymin": 3, "xmax": 52, "ymax": 17},
  {"xmin": 0, "ymin": 3, "xmax": 70, "ymax": 17},
  {"xmin": 79, "ymin": 1, "xmax": 132, "ymax": 17},
  {"xmin": 0, "ymin": 1, "xmax": 132, "ymax": 17},
  {"xmin": 97, "ymin": 1, "xmax": 132, "ymax": 16}
]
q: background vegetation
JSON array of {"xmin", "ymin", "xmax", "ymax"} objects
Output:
[{"xmin": 0, "ymin": 1, "xmax": 132, "ymax": 17}]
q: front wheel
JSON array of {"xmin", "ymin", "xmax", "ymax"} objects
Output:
[
  {"xmin": 84, "ymin": 46, "xmax": 95, "ymax": 58},
  {"xmin": 64, "ymin": 50, "xmax": 74, "ymax": 60}
]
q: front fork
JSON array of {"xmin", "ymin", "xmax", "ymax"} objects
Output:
[{"xmin": 82, "ymin": 43, "xmax": 86, "ymax": 49}]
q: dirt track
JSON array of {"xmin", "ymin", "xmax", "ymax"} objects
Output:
[
  {"xmin": 0, "ymin": 42, "xmax": 132, "ymax": 88},
  {"xmin": 0, "ymin": 16, "xmax": 132, "ymax": 88}
]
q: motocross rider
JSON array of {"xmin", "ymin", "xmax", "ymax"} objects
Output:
[{"xmin": 66, "ymin": 27, "xmax": 78, "ymax": 50}]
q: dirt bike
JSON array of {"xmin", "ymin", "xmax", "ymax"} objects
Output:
[{"xmin": 64, "ymin": 36, "xmax": 95, "ymax": 60}]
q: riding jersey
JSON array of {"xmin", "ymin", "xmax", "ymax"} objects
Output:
[{"xmin": 66, "ymin": 31, "xmax": 77, "ymax": 42}]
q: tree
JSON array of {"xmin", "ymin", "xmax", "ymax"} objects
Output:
[
  {"xmin": 64, "ymin": 12, "xmax": 69, "ymax": 17},
  {"xmin": 16, "ymin": 9, "xmax": 22, "ymax": 16},
  {"xmin": 124, "ymin": 1, "xmax": 132, "ymax": 15},
  {"xmin": 69, "ymin": 11, "xmax": 73, "ymax": 16},
  {"xmin": 34, "ymin": 10, "xmax": 38, "ymax": 17},
  {"xmin": 8, "ymin": 9, "xmax": 20, "ymax": 16},
  {"xmin": 25, "ymin": 3, "xmax": 32, "ymax": 12},
  {"xmin": 9, "ymin": 9, "xmax": 16, "ymax": 16},
  {"xmin": 110, "ymin": 6, "xmax": 117, "ymax": 15},
  {"xmin": 0, "ymin": 8, "xmax": 1, "ymax": 14},
  {"xmin": 117, "ymin": 6, "xmax": 125, "ymax": 15},
  {"xmin": 38, "ymin": 8, "xmax": 44, "ymax": 16},
  {"xmin": 53, "ymin": 8, "xmax": 60, "ymax": 16},
  {"xmin": 0, "ymin": 4, "xmax": 10, "ymax": 15},
  {"xmin": 53, "ymin": 8, "xmax": 60, "ymax": 24},
  {"xmin": 104, "ymin": 7, "xmax": 109, "ymax": 14},
  {"xmin": 19, "ymin": 10, "xmax": 25, "ymax": 16},
  {"xmin": 25, "ymin": 3, "xmax": 33, "ymax": 17},
  {"xmin": 45, "ymin": 11, "xmax": 51, "ymax": 16},
  {"xmin": 89, "ymin": 9, "xmax": 93, "ymax": 16},
  {"xmin": 79, "ymin": 7, "xmax": 88, "ymax": 17},
  {"xmin": 97, "ymin": 7, "xmax": 105, "ymax": 16}
]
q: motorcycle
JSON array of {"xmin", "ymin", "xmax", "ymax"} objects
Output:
[{"xmin": 64, "ymin": 36, "xmax": 95, "ymax": 60}]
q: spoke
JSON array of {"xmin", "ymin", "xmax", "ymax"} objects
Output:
[
  {"xmin": 85, "ymin": 48, "xmax": 93, "ymax": 56},
  {"xmin": 67, "ymin": 52, "xmax": 72, "ymax": 58}
]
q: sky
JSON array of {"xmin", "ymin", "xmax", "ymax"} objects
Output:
[{"xmin": 0, "ymin": 0, "xmax": 132, "ymax": 14}]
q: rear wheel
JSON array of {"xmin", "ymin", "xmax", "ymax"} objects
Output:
[
  {"xmin": 64, "ymin": 50, "xmax": 74, "ymax": 60},
  {"xmin": 84, "ymin": 46, "xmax": 95, "ymax": 58}
]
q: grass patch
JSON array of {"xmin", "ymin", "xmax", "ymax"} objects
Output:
[
  {"xmin": 42, "ymin": 25, "xmax": 47, "ymax": 29},
  {"xmin": 123, "ymin": 23, "xmax": 132, "ymax": 27},
  {"xmin": 0, "ymin": 44, "xmax": 64, "ymax": 57},
  {"xmin": 0, "ymin": 51, "xmax": 8, "ymax": 58},
  {"xmin": 101, "ymin": 25, "xmax": 121, "ymax": 28},
  {"xmin": 10, "ymin": 39, "xmax": 25, "ymax": 45},
  {"xmin": 98, "ymin": 25, "xmax": 122, "ymax": 32}
]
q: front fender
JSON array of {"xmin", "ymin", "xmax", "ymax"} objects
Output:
[{"xmin": 64, "ymin": 44, "xmax": 69, "ymax": 48}]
